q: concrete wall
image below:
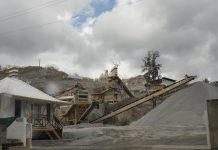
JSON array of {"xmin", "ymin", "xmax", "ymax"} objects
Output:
[
  {"xmin": 6, "ymin": 118, "xmax": 32, "ymax": 146},
  {"xmin": 0, "ymin": 94, "xmax": 31, "ymax": 119},
  {"xmin": 26, "ymin": 123, "xmax": 32, "ymax": 139},
  {"xmin": 0, "ymin": 94, "xmax": 15, "ymax": 118},
  {"xmin": 0, "ymin": 131, "xmax": 6, "ymax": 143},
  {"xmin": 207, "ymin": 99, "xmax": 218, "ymax": 149}
]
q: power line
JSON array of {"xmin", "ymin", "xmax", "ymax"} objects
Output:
[
  {"xmin": 0, "ymin": 0, "xmax": 67, "ymax": 24},
  {"xmin": 0, "ymin": 20, "xmax": 61, "ymax": 37},
  {"xmin": 1, "ymin": 0, "xmax": 145, "ymax": 24},
  {"xmin": 0, "ymin": 0, "xmax": 146, "ymax": 37},
  {"xmin": 0, "ymin": 0, "xmax": 60, "ymax": 19}
]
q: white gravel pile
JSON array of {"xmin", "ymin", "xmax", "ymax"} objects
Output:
[{"xmin": 132, "ymin": 82, "xmax": 218, "ymax": 127}]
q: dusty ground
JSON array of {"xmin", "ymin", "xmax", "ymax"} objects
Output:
[
  {"xmin": 32, "ymin": 82, "xmax": 217, "ymax": 150},
  {"xmin": 32, "ymin": 125, "xmax": 210, "ymax": 150}
]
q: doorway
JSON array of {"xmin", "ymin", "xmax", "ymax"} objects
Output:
[{"xmin": 15, "ymin": 100, "xmax": 21, "ymax": 117}]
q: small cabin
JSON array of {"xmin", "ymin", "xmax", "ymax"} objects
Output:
[{"xmin": 0, "ymin": 77, "xmax": 68, "ymax": 147}]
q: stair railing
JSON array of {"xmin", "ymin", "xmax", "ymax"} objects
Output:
[{"xmin": 52, "ymin": 115, "xmax": 63, "ymax": 138}]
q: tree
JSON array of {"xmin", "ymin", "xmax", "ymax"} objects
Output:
[
  {"xmin": 142, "ymin": 51, "xmax": 162, "ymax": 86},
  {"xmin": 203, "ymin": 78, "xmax": 209, "ymax": 83}
]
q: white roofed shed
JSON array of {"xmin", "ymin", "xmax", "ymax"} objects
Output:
[
  {"xmin": 0, "ymin": 77, "xmax": 69, "ymax": 120},
  {"xmin": 0, "ymin": 77, "xmax": 68, "ymax": 104}
]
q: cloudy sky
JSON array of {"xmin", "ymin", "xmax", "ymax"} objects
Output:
[{"xmin": 0, "ymin": 0, "xmax": 217, "ymax": 81}]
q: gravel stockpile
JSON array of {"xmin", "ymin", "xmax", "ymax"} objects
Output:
[
  {"xmin": 132, "ymin": 82, "xmax": 218, "ymax": 126},
  {"xmin": 34, "ymin": 125, "xmax": 208, "ymax": 149}
]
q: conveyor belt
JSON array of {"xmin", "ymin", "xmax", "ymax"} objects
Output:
[
  {"xmin": 77, "ymin": 101, "xmax": 99, "ymax": 123},
  {"xmin": 91, "ymin": 75, "xmax": 196, "ymax": 123}
]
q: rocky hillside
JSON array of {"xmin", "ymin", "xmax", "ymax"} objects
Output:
[
  {"xmin": 0, "ymin": 66, "xmax": 147, "ymax": 96},
  {"xmin": 0, "ymin": 66, "xmax": 103, "ymax": 95},
  {"xmin": 124, "ymin": 75, "xmax": 145, "ymax": 85},
  {"xmin": 123, "ymin": 75, "xmax": 146, "ymax": 96}
]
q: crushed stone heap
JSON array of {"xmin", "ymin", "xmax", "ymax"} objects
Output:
[{"xmin": 132, "ymin": 82, "xmax": 218, "ymax": 127}]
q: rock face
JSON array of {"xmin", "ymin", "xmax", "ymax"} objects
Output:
[{"xmin": 132, "ymin": 82, "xmax": 218, "ymax": 127}]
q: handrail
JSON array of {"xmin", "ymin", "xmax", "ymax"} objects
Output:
[
  {"xmin": 29, "ymin": 114, "xmax": 63, "ymax": 139},
  {"xmin": 29, "ymin": 115, "xmax": 50, "ymax": 127},
  {"xmin": 52, "ymin": 115, "xmax": 63, "ymax": 138}
]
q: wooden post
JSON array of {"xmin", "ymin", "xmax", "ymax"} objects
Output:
[
  {"xmin": 207, "ymin": 99, "xmax": 218, "ymax": 149},
  {"xmin": 74, "ymin": 107, "xmax": 77, "ymax": 124},
  {"xmin": 153, "ymin": 99, "xmax": 157, "ymax": 108}
]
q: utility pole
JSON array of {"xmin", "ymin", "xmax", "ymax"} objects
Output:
[{"xmin": 39, "ymin": 59, "xmax": 41, "ymax": 68}]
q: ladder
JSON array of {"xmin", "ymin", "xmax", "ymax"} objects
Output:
[{"xmin": 91, "ymin": 75, "xmax": 196, "ymax": 123}]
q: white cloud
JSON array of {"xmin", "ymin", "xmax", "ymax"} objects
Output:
[
  {"xmin": 80, "ymin": 17, "xmax": 96, "ymax": 36},
  {"xmin": 57, "ymin": 12, "xmax": 71, "ymax": 21},
  {"xmin": 1, "ymin": 0, "xmax": 218, "ymax": 81}
]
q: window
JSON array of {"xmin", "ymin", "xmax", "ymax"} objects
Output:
[
  {"xmin": 47, "ymin": 104, "xmax": 51, "ymax": 121},
  {"xmin": 33, "ymin": 104, "xmax": 41, "ymax": 119}
]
